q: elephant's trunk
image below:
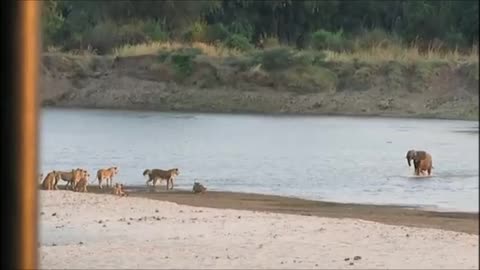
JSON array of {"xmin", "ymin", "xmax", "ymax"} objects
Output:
[{"xmin": 406, "ymin": 150, "xmax": 415, "ymax": 167}]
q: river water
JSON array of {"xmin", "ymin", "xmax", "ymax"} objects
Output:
[{"xmin": 40, "ymin": 108, "xmax": 479, "ymax": 212}]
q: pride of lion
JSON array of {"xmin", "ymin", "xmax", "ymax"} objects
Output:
[
  {"xmin": 40, "ymin": 149, "xmax": 433, "ymax": 195},
  {"xmin": 40, "ymin": 166, "xmax": 185, "ymax": 196}
]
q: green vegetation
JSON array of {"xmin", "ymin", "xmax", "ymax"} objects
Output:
[
  {"xmin": 160, "ymin": 47, "xmax": 202, "ymax": 77},
  {"xmin": 41, "ymin": 0, "xmax": 478, "ymax": 98},
  {"xmin": 43, "ymin": 0, "xmax": 478, "ymax": 54}
]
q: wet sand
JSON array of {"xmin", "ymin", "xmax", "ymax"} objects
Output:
[{"xmin": 80, "ymin": 185, "xmax": 478, "ymax": 235}]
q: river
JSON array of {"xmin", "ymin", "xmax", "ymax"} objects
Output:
[{"xmin": 40, "ymin": 108, "xmax": 479, "ymax": 212}]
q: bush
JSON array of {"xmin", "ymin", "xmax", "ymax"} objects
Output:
[
  {"xmin": 354, "ymin": 28, "xmax": 401, "ymax": 49},
  {"xmin": 253, "ymin": 47, "xmax": 295, "ymax": 71},
  {"xmin": 63, "ymin": 31, "xmax": 86, "ymax": 51},
  {"xmin": 183, "ymin": 22, "xmax": 231, "ymax": 44},
  {"xmin": 118, "ymin": 22, "xmax": 150, "ymax": 45},
  {"xmin": 311, "ymin": 29, "xmax": 349, "ymax": 52},
  {"xmin": 182, "ymin": 21, "xmax": 208, "ymax": 43},
  {"xmin": 227, "ymin": 21, "xmax": 254, "ymax": 41},
  {"xmin": 85, "ymin": 21, "xmax": 120, "ymax": 54},
  {"xmin": 85, "ymin": 20, "xmax": 160, "ymax": 53},
  {"xmin": 262, "ymin": 36, "xmax": 280, "ymax": 48},
  {"xmin": 41, "ymin": 0, "xmax": 65, "ymax": 47},
  {"xmin": 224, "ymin": 34, "xmax": 253, "ymax": 51},
  {"xmin": 205, "ymin": 23, "xmax": 230, "ymax": 43},
  {"xmin": 293, "ymin": 50, "xmax": 327, "ymax": 66},
  {"xmin": 284, "ymin": 66, "xmax": 338, "ymax": 93},
  {"xmin": 159, "ymin": 47, "xmax": 202, "ymax": 77},
  {"xmin": 253, "ymin": 47, "xmax": 326, "ymax": 71},
  {"xmin": 443, "ymin": 31, "xmax": 467, "ymax": 48},
  {"xmin": 143, "ymin": 19, "xmax": 168, "ymax": 42}
]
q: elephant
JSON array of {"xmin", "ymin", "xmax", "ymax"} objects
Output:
[{"xmin": 406, "ymin": 149, "xmax": 433, "ymax": 176}]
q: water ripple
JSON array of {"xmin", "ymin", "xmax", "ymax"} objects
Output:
[{"xmin": 40, "ymin": 108, "xmax": 479, "ymax": 212}]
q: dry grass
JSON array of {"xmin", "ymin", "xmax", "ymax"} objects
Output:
[
  {"xmin": 45, "ymin": 45, "xmax": 99, "ymax": 57},
  {"xmin": 112, "ymin": 41, "xmax": 242, "ymax": 58},
  {"xmin": 45, "ymin": 45, "xmax": 63, "ymax": 53},
  {"xmin": 325, "ymin": 44, "xmax": 479, "ymax": 64},
  {"xmin": 46, "ymin": 41, "xmax": 478, "ymax": 65}
]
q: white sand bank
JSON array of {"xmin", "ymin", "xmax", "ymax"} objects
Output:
[{"xmin": 39, "ymin": 191, "xmax": 479, "ymax": 269}]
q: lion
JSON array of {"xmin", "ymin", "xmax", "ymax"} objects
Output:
[
  {"xmin": 55, "ymin": 170, "xmax": 75, "ymax": 189},
  {"xmin": 41, "ymin": 171, "xmax": 58, "ymax": 190},
  {"xmin": 112, "ymin": 183, "xmax": 128, "ymax": 197},
  {"xmin": 55, "ymin": 168, "xmax": 87, "ymax": 190},
  {"xmin": 143, "ymin": 168, "xmax": 179, "ymax": 190},
  {"xmin": 192, "ymin": 182, "xmax": 207, "ymax": 194},
  {"xmin": 97, "ymin": 167, "xmax": 119, "ymax": 189},
  {"xmin": 74, "ymin": 172, "xmax": 90, "ymax": 193},
  {"xmin": 119, "ymin": 184, "xmax": 128, "ymax": 196},
  {"xmin": 72, "ymin": 169, "xmax": 88, "ymax": 189}
]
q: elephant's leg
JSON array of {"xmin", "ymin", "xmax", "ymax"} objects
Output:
[
  {"xmin": 418, "ymin": 159, "xmax": 428, "ymax": 176},
  {"xmin": 413, "ymin": 160, "xmax": 420, "ymax": 175}
]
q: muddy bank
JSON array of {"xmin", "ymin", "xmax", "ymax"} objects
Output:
[
  {"xmin": 39, "ymin": 53, "xmax": 479, "ymax": 120},
  {"xmin": 56, "ymin": 185, "xmax": 479, "ymax": 235}
]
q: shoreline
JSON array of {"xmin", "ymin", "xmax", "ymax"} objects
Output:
[
  {"xmin": 64, "ymin": 185, "xmax": 479, "ymax": 235},
  {"xmin": 42, "ymin": 105, "xmax": 480, "ymax": 122},
  {"xmin": 183, "ymin": 189, "xmax": 479, "ymax": 214}
]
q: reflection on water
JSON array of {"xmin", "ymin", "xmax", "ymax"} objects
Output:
[{"xmin": 40, "ymin": 108, "xmax": 479, "ymax": 212}]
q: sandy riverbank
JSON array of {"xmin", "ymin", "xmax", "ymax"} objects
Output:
[{"xmin": 39, "ymin": 188, "xmax": 479, "ymax": 269}]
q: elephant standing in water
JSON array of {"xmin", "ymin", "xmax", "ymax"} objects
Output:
[{"xmin": 406, "ymin": 150, "xmax": 433, "ymax": 176}]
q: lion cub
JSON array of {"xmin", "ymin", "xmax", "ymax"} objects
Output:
[
  {"xmin": 72, "ymin": 169, "xmax": 88, "ymax": 190},
  {"xmin": 192, "ymin": 182, "xmax": 207, "ymax": 194},
  {"xmin": 112, "ymin": 183, "xmax": 128, "ymax": 197},
  {"xmin": 74, "ymin": 172, "xmax": 90, "ymax": 193}
]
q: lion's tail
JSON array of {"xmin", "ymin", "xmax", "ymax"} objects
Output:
[{"xmin": 143, "ymin": 169, "xmax": 151, "ymax": 176}]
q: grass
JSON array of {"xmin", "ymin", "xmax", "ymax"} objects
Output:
[
  {"xmin": 47, "ymin": 39, "xmax": 478, "ymax": 66},
  {"xmin": 43, "ymin": 40, "xmax": 479, "ymax": 92},
  {"xmin": 324, "ymin": 44, "xmax": 479, "ymax": 64},
  {"xmin": 112, "ymin": 41, "xmax": 242, "ymax": 58}
]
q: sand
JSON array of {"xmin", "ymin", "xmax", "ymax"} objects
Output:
[
  {"xmin": 121, "ymin": 186, "xmax": 479, "ymax": 235},
  {"xmin": 39, "ymin": 190, "xmax": 479, "ymax": 269}
]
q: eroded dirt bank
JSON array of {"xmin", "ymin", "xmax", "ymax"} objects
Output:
[{"xmin": 40, "ymin": 53, "xmax": 479, "ymax": 120}]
